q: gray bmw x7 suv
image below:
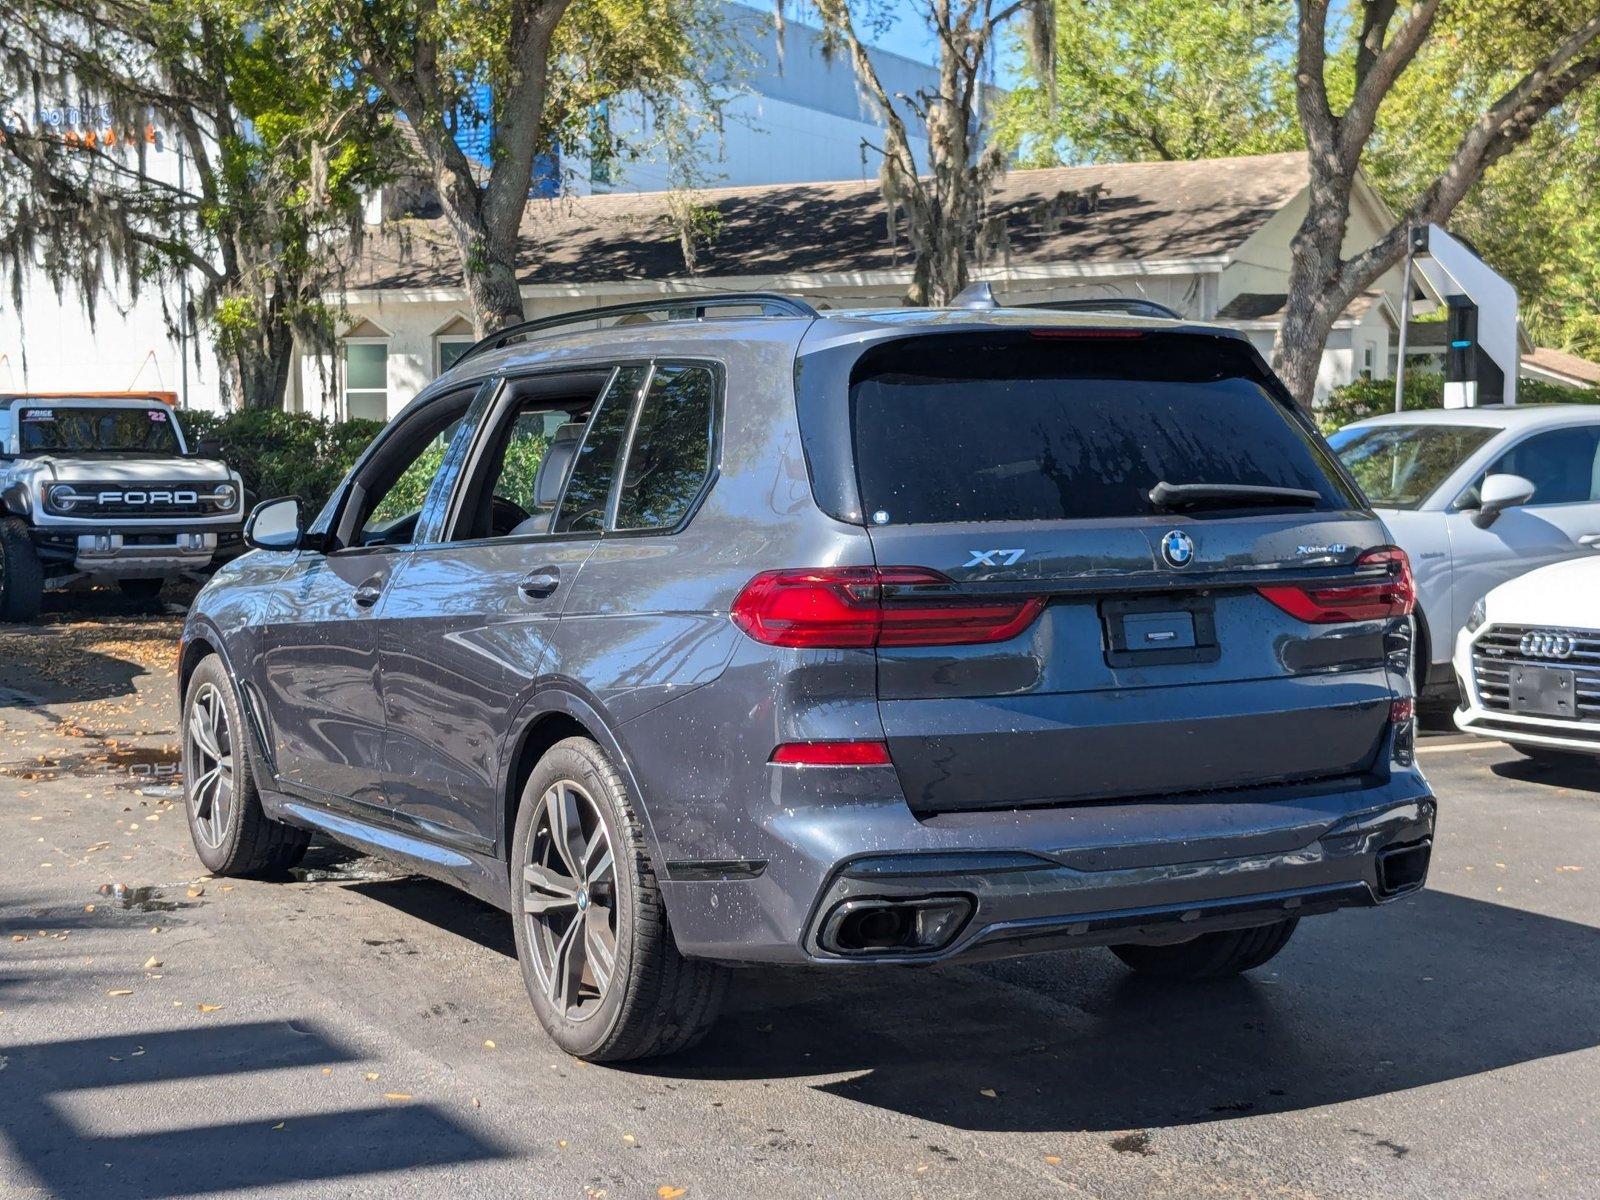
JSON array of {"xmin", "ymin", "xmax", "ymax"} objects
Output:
[{"xmin": 179, "ymin": 293, "xmax": 1435, "ymax": 1061}]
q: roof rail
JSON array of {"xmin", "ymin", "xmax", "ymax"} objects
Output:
[
  {"xmin": 1021, "ymin": 297, "xmax": 1183, "ymax": 321},
  {"xmin": 454, "ymin": 292, "xmax": 820, "ymax": 368}
]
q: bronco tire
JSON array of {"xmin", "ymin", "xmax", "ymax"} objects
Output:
[
  {"xmin": 182, "ymin": 654, "xmax": 309, "ymax": 876},
  {"xmin": 511, "ymin": 736, "xmax": 727, "ymax": 1062},
  {"xmin": 1110, "ymin": 918, "xmax": 1299, "ymax": 980},
  {"xmin": 0, "ymin": 516, "xmax": 44, "ymax": 622}
]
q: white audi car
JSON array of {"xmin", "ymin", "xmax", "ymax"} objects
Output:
[{"xmin": 1453, "ymin": 554, "xmax": 1600, "ymax": 761}]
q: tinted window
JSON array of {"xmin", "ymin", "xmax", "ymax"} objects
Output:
[
  {"xmin": 614, "ymin": 364, "xmax": 716, "ymax": 531},
  {"xmin": 1328, "ymin": 423, "xmax": 1497, "ymax": 509},
  {"xmin": 1481, "ymin": 426, "xmax": 1600, "ymax": 506},
  {"xmin": 851, "ymin": 334, "xmax": 1355, "ymax": 525},
  {"xmin": 17, "ymin": 406, "xmax": 182, "ymax": 455},
  {"xmin": 554, "ymin": 366, "xmax": 646, "ymax": 533}
]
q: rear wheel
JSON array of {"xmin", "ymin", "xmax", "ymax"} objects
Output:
[
  {"xmin": 182, "ymin": 654, "xmax": 309, "ymax": 876},
  {"xmin": 0, "ymin": 517, "xmax": 44, "ymax": 622},
  {"xmin": 511, "ymin": 737, "xmax": 727, "ymax": 1061},
  {"xmin": 1109, "ymin": 919, "xmax": 1298, "ymax": 980}
]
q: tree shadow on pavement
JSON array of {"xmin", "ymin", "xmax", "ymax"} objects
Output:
[{"xmin": 0, "ymin": 1020, "xmax": 507, "ymax": 1198}]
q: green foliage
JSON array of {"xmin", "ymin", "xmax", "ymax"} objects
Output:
[
  {"xmin": 999, "ymin": 0, "xmax": 1301, "ymax": 166},
  {"xmin": 997, "ymin": 1, "xmax": 1600, "ymax": 360},
  {"xmin": 1320, "ymin": 373, "xmax": 1598, "ymax": 433},
  {"xmin": 180, "ymin": 409, "xmax": 385, "ymax": 512}
]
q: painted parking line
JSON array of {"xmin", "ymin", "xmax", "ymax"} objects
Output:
[{"xmin": 1417, "ymin": 739, "xmax": 1496, "ymax": 755}]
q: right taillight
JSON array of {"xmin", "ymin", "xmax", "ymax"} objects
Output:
[
  {"xmin": 731, "ymin": 566, "xmax": 1044, "ymax": 648},
  {"xmin": 1256, "ymin": 546, "xmax": 1415, "ymax": 624}
]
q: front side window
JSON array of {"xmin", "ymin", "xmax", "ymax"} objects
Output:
[
  {"xmin": 614, "ymin": 363, "xmax": 716, "ymax": 531},
  {"xmin": 344, "ymin": 341, "xmax": 389, "ymax": 422},
  {"xmin": 351, "ymin": 397, "xmax": 475, "ymax": 547},
  {"xmin": 1329, "ymin": 423, "xmax": 1498, "ymax": 510},
  {"xmin": 15, "ymin": 405, "xmax": 182, "ymax": 455},
  {"xmin": 1475, "ymin": 426, "xmax": 1600, "ymax": 507}
]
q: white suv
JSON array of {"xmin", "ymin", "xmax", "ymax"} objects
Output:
[{"xmin": 1329, "ymin": 405, "xmax": 1600, "ymax": 696}]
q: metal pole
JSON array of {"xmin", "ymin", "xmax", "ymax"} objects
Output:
[{"xmin": 1393, "ymin": 232, "xmax": 1416, "ymax": 414}]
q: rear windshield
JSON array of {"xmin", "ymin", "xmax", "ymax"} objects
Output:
[
  {"xmin": 14, "ymin": 405, "xmax": 183, "ymax": 455},
  {"xmin": 1326, "ymin": 422, "xmax": 1498, "ymax": 509},
  {"xmin": 850, "ymin": 334, "xmax": 1357, "ymax": 525}
]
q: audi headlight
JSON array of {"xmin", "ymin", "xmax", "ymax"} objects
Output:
[
  {"xmin": 45, "ymin": 484, "xmax": 81, "ymax": 513},
  {"xmin": 1466, "ymin": 597, "xmax": 1487, "ymax": 633}
]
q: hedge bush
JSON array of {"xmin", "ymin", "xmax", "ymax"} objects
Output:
[
  {"xmin": 179, "ymin": 409, "xmax": 385, "ymax": 512},
  {"xmin": 1321, "ymin": 372, "xmax": 1597, "ymax": 432}
]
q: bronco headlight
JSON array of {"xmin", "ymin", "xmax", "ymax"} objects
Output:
[
  {"xmin": 207, "ymin": 483, "xmax": 239, "ymax": 512},
  {"xmin": 1466, "ymin": 597, "xmax": 1487, "ymax": 634},
  {"xmin": 45, "ymin": 484, "xmax": 81, "ymax": 513}
]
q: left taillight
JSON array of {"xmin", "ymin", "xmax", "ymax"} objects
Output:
[
  {"xmin": 1256, "ymin": 546, "xmax": 1415, "ymax": 624},
  {"xmin": 730, "ymin": 566, "xmax": 1044, "ymax": 648}
]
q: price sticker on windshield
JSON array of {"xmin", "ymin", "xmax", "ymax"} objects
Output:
[{"xmin": 148, "ymin": 410, "xmax": 168, "ymax": 422}]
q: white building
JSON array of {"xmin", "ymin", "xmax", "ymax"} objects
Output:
[
  {"xmin": 0, "ymin": 105, "xmax": 223, "ymax": 409},
  {"xmin": 1, "ymin": 5, "xmax": 938, "ymax": 415},
  {"xmin": 300, "ymin": 151, "xmax": 1430, "ymax": 418}
]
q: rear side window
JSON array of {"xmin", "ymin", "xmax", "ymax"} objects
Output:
[
  {"xmin": 614, "ymin": 363, "xmax": 717, "ymax": 531},
  {"xmin": 850, "ymin": 334, "xmax": 1357, "ymax": 524},
  {"xmin": 554, "ymin": 366, "xmax": 646, "ymax": 534}
]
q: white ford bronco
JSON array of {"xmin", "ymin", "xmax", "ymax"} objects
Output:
[{"xmin": 0, "ymin": 394, "xmax": 245, "ymax": 620}]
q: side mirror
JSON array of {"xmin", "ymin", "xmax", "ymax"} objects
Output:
[
  {"xmin": 244, "ymin": 497, "xmax": 305, "ymax": 551},
  {"xmin": 192, "ymin": 436, "xmax": 224, "ymax": 458},
  {"xmin": 1471, "ymin": 473, "xmax": 1536, "ymax": 528}
]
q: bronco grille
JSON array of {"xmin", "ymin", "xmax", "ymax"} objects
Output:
[
  {"xmin": 1472, "ymin": 625, "xmax": 1600, "ymax": 721},
  {"xmin": 46, "ymin": 482, "xmax": 233, "ymax": 518}
]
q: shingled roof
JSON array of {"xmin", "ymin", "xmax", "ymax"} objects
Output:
[{"xmin": 351, "ymin": 152, "xmax": 1311, "ymax": 292}]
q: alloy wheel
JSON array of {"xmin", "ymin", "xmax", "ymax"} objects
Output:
[
  {"xmin": 521, "ymin": 779, "xmax": 618, "ymax": 1021},
  {"xmin": 186, "ymin": 681, "xmax": 235, "ymax": 848}
]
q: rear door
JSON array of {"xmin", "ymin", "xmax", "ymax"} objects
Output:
[{"xmin": 846, "ymin": 330, "xmax": 1401, "ymax": 815}]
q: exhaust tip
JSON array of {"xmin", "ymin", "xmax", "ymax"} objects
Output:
[
  {"xmin": 819, "ymin": 896, "xmax": 972, "ymax": 956},
  {"xmin": 1376, "ymin": 838, "xmax": 1432, "ymax": 897}
]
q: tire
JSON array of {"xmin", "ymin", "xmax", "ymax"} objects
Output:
[
  {"xmin": 118, "ymin": 578, "xmax": 166, "ymax": 603},
  {"xmin": 181, "ymin": 654, "xmax": 309, "ymax": 876},
  {"xmin": 511, "ymin": 736, "xmax": 728, "ymax": 1062},
  {"xmin": 0, "ymin": 516, "xmax": 44, "ymax": 622},
  {"xmin": 1109, "ymin": 919, "xmax": 1299, "ymax": 980}
]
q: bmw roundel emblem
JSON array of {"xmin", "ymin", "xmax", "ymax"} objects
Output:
[{"xmin": 1160, "ymin": 529, "xmax": 1195, "ymax": 569}]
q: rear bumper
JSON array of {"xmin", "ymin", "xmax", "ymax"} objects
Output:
[{"xmin": 658, "ymin": 764, "xmax": 1435, "ymax": 965}]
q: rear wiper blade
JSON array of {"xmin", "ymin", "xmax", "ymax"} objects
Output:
[{"xmin": 1148, "ymin": 481, "xmax": 1323, "ymax": 510}]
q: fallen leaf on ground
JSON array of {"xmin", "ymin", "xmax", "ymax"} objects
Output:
[
  {"xmin": 658, "ymin": 1188, "xmax": 687, "ymax": 1199},
  {"xmin": 364, "ymin": 1072, "xmax": 380, "ymax": 1081},
  {"xmin": 1557, "ymin": 865, "xmax": 1583, "ymax": 872},
  {"xmin": 979, "ymin": 1088, "xmax": 998, "ymax": 1099},
  {"xmin": 196, "ymin": 1003, "xmax": 223, "ymax": 1013},
  {"xmin": 272, "ymin": 1122, "xmax": 285, "ymax": 1131},
  {"xmin": 483, "ymin": 1039, "xmax": 496, "ymax": 1049},
  {"xmin": 143, "ymin": 957, "xmax": 162, "ymax": 970},
  {"xmin": 107, "ymin": 989, "xmax": 133, "ymax": 997},
  {"xmin": 186, "ymin": 885, "xmax": 205, "ymax": 898},
  {"xmin": 383, "ymin": 1093, "xmax": 413, "ymax": 1102},
  {"xmin": 622, "ymin": 1133, "xmax": 637, "ymax": 1145},
  {"xmin": 1044, "ymin": 1155, "xmax": 1063, "ymax": 1165}
]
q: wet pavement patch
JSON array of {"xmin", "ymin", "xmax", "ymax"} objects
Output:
[
  {"xmin": 95, "ymin": 882, "xmax": 195, "ymax": 914},
  {"xmin": 0, "ymin": 743, "xmax": 179, "ymax": 788}
]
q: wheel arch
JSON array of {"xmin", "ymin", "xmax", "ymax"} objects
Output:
[{"xmin": 499, "ymin": 688, "xmax": 666, "ymax": 881}]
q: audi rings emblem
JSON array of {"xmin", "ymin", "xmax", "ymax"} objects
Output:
[{"xmin": 1520, "ymin": 631, "xmax": 1576, "ymax": 660}]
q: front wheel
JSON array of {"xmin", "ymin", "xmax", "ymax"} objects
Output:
[
  {"xmin": 511, "ymin": 737, "xmax": 727, "ymax": 1061},
  {"xmin": 1109, "ymin": 919, "xmax": 1299, "ymax": 979},
  {"xmin": 0, "ymin": 517, "xmax": 44, "ymax": 622},
  {"xmin": 182, "ymin": 654, "xmax": 309, "ymax": 876}
]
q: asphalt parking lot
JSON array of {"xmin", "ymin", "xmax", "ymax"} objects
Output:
[{"xmin": 2, "ymin": 598, "xmax": 1598, "ymax": 1199}]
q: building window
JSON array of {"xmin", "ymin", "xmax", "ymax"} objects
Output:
[
  {"xmin": 343, "ymin": 339, "xmax": 389, "ymax": 421},
  {"xmin": 433, "ymin": 314, "xmax": 476, "ymax": 378},
  {"xmin": 1361, "ymin": 343, "xmax": 1376, "ymax": 378}
]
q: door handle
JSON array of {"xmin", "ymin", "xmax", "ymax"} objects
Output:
[
  {"xmin": 353, "ymin": 577, "xmax": 384, "ymax": 607},
  {"xmin": 519, "ymin": 567, "xmax": 561, "ymax": 598},
  {"xmin": 1579, "ymin": 533, "xmax": 1600, "ymax": 549}
]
